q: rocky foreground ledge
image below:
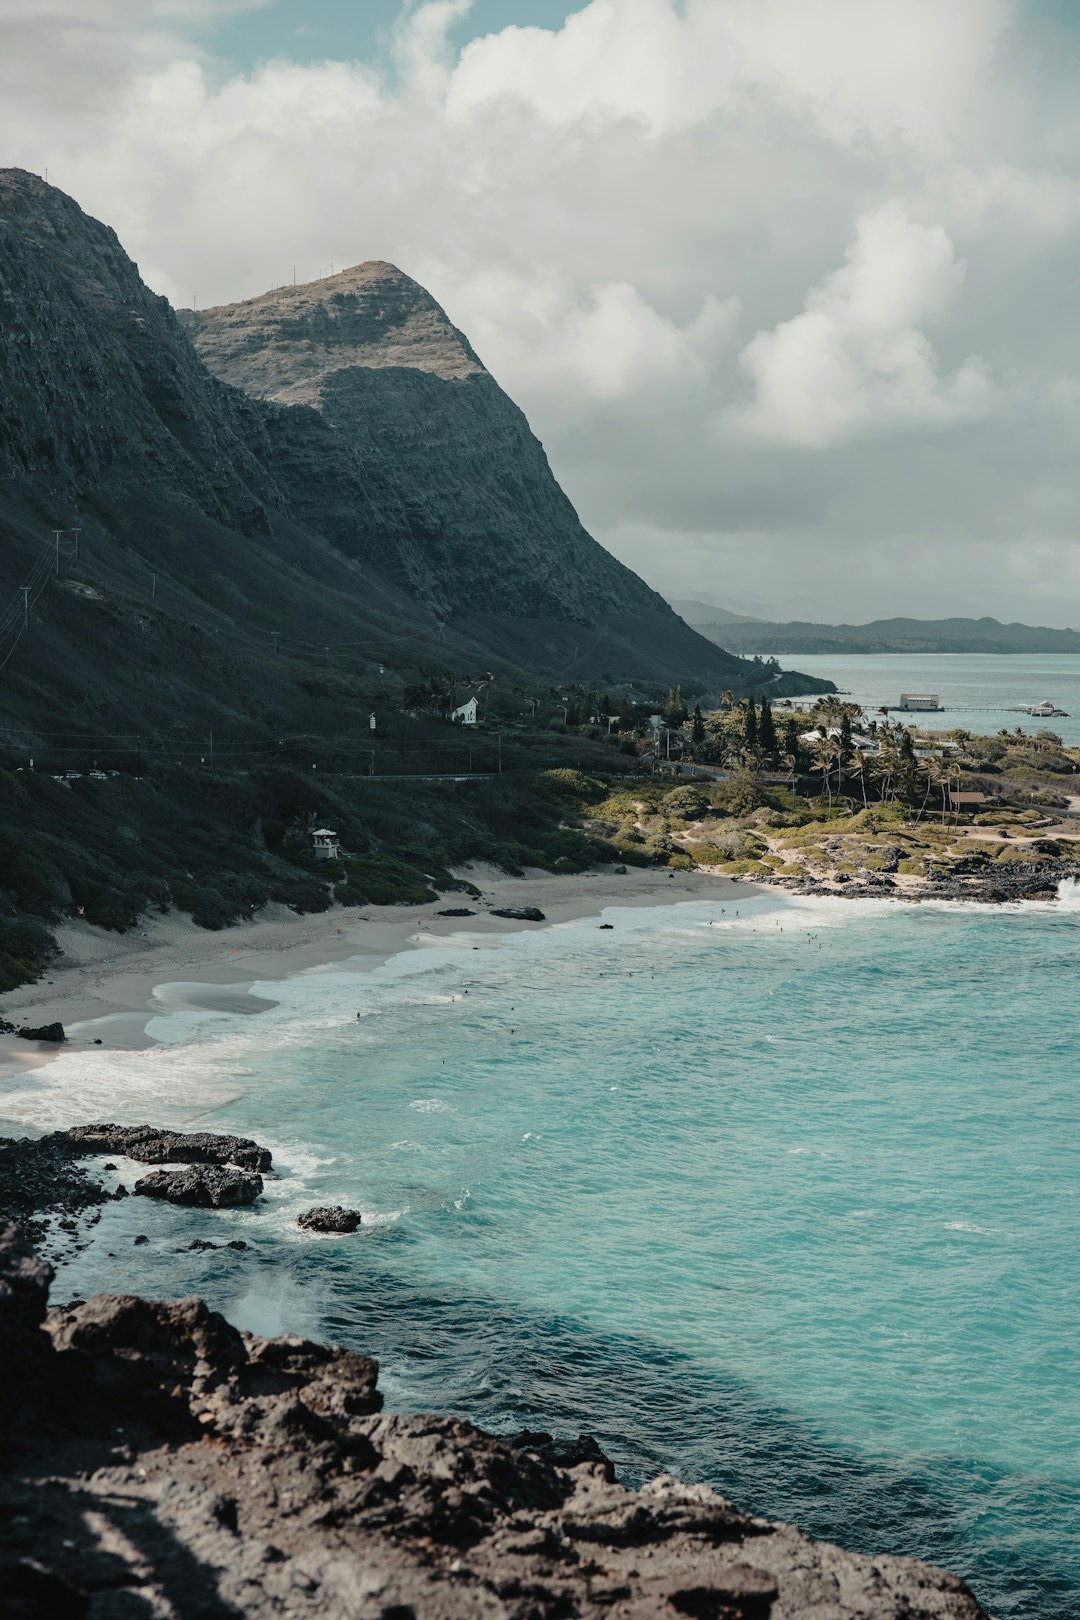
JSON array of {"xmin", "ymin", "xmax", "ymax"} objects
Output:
[{"xmin": 0, "ymin": 1224, "xmax": 988, "ymax": 1620}]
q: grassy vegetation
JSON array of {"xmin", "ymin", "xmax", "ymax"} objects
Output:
[
  {"xmin": 0, "ymin": 740, "xmax": 641, "ymax": 995},
  {"xmin": 5, "ymin": 692, "xmax": 1080, "ymax": 1001}
]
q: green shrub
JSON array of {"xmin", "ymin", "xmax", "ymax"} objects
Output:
[
  {"xmin": 341, "ymin": 854, "xmax": 437, "ymax": 905},
  {"xmin": 0, "ymin": 914, "xmax": 58, "ymax": 992},
  {"xmin": 663, "ymin": 786, "xmax": 709, "ymax": 820},
  {"xmin": 536, "ymin": 768, "xmax": 609, "ymax": 805},
  {"xmin": 683, "ymin": 842, "xmax": 729, "ymax": 866}
]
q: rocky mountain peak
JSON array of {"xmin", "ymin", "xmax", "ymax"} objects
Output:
[{"xmin": 181, "ymin": 260, "xmax": 485, "ymax": 408}]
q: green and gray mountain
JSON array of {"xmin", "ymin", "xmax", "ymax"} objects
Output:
[{"xmin": 0, "ymin": 166, "xmax": 831, "ymax": 751}]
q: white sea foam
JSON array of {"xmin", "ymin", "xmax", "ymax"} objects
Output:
[{"xmin": 6, "ymin": 881, "xmax": 1070, "ymax": 1148}]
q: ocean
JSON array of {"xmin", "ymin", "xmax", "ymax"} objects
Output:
[
  {"xmin": 782, "ymin": 651, "xmax": 1080, "ymax": 747},
  {"xmin": 6, "ymin": 889, "xmax": 1079, "ymax": 1619}
]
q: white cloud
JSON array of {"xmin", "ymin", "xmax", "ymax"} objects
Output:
[
  {"xmin": 733, "ymin": 202, "xmax": 993, "ymax": 448},
  {"xmin": 450, "ymin": 267, "xmax": 738, "ymax": 403},
  {"xmin": 447, "ymin": 0, "xmax": 1010, "ymax": 146},
  {"xmin": 3, "ymin": 0, "xmax": 1080, "ymax": 621}
]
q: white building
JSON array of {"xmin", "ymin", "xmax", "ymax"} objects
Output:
[
  {"xmin": 312, "ymin": 828, "xmax": 340, "ymax": 860},
  {"xmin": 897, "ymin": 693, "xmax": 941, "ymax": 711},
  {"xmin": 451, "ymin": 697, "xmax": 479, "ymax": 725}
]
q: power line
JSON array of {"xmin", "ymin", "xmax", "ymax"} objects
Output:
[{"xmin": 0, "ymin": 533, "xmax": 78, "ymax": 675}]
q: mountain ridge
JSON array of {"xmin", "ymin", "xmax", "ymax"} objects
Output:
[
  {"xmin": 0, "ymin": 166, "xmax": 835, "ymax": 755},
  {"xmin": 692, "ymin": 612, "xmax": 1080, "ymax": 656},
  {"xmin": 178, "ymin": 259, "xmax": 719, "ymax": 641}
]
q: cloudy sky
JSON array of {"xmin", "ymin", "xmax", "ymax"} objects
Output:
[{"xmin": 4, "ymin": 1, "xmax": 1080, "ymax": 623}]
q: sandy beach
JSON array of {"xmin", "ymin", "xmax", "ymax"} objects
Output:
[{"xmin": 0, "ymin": 866, "xmax": 741, "ymax": 1078}]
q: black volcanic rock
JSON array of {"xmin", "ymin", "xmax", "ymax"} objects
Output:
[
  {"xmin": 15, "ymin": 1021, "xmax": 65, "ymax": 1042},
  {"xmin": 512, "ymin": 1427, "xmax": 617, "ymax": 1481},
  {"xmin": 0, "ymin": 1221, "xmax": 989, "ymax": 1620},
  {"xmin": 297, "ymin": 1205, "xmax": 363, "ymax": 1234},
  {"xmin": 0, "ymin": 1135, "xmax": 109, "ymax": 1248},
  {"xmin": 133, "ymin": 1165, "xmax": 263, "ymax": 1208},
  {"xmin": 59, "ymin": 1123, "xmax": 272, "ymax": 1173}
]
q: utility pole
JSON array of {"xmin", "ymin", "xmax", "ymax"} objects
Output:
[
  {"xmin": 272, "ymin": 630, "xmax": 280, "ymax": 656},
  {"xmin": 497, "ymin": 731, "xmax": 502, "ymax": 773},
  {"xmin": 72, "ymin": 528, "xmax": 80, "ymax": 561},
  {"xmin": 21, "ymin": 587, "xmax": 29, "ymax": 631},
  {"xmin": 53, "ymin": 529, "xmax": 62, "ymax": 574},
  {"xmin": 151, "ymin": 574, "xmax": 156, "ymax": 600},
  {"xmin": 209, "ymin": 729, "xmax": 214, "ymax": 768}
]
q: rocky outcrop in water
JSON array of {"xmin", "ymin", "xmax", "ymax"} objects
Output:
[
  {"xmin": 767, "ymin": 858, "xmax": 1080, "ymax": 905},
  {"xmin": 0, "ymin": 1221, "xmax": 988, "ymax": 1620},
  {"xmin": 59, "ymin": 1123, "xmax": 272, "ymax": 1173},
  {"xmin": 298, "ymin": 1205, "xmax": 363, "ymax": 1233},
  {"xmin": 0, "ymin": 1134, "xmax": 109, "ymax": 1248},
  {"xmin": 14, "ymin": 1021, "xmax": 66, "ymax": 1042},
  {"xmin": 0, "ymin": 1126, "xmax": 274, "ymax": 1251},
  {"xmin": 133, "ymin": 1165, "xmax": 264, "ymax": 1208}
]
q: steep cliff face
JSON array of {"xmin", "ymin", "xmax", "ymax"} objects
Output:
[
  {"xmin": 0, "ymin": 169, "xmax": 829, "ymax": 710},
  {"xmin": 0, "ymin": 169, "xmax": 279, "ymax": 536},
  {"xmin": 178, "ymin": 266, "xmax": 714, "ymax": 638}
]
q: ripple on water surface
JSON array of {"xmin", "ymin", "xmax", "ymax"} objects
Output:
[{"xmin": 19, "ymin": 890, "xmax": 1080, "ymax": 1620}]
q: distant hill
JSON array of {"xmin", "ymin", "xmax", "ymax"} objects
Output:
[
  {"xmin": 694, "ymin": 614, "xmax": 1080, "ymax": 656},
  {"xmin": 668, "ymin": 598, "xmax": 762, "ymax": 628}
]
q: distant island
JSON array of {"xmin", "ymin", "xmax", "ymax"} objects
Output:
[{"xmin": 671, "ymin": 604, "xmax": 1080, "ymax": 656}]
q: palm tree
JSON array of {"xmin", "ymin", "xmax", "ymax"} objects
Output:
[
  {"xmin": 871, "ymin": 743, "xmax": 898, "ymax": 805},
  {"xmin": 720, "ymin": 689, "xmax": 735, "ymax": 711},
  {"xmin": 932, "ymin": 759, "xmax": 954, "ymax": 825},
  {"xmin": 814, "ymin": 695, "xmax": 843, "ymax": 732},
  {"xmin": 783, "ymin": 750, "xmax": 799, "ymax": 804},
  {"xmin": 913, "ymin": 757, "xmax": 936, "ymax": 824},
  {"xmin": 851, "ymin": 748, "xmax": 869, "ymax": 809},
  {"xmin": 812, "ymin": 737, "xmax": 837, "ymax": 807}
]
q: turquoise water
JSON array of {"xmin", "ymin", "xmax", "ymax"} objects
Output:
[
  {"xmin": 783, "ymin": 651, "xmax": 1080, "ymax": 746},
  {"xmin": 10, "ymin": 890, "xmax": 1080, "ymax": 1618}
]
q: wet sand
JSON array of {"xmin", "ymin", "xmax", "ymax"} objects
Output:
[{"xmin": 0, "ymin": 866, "xmax": 744, "ymax": 1077}]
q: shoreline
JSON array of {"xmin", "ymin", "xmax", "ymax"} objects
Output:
[{"xmin": 0, "ymin": 865, "xmax": 745, "ymax": 1082}]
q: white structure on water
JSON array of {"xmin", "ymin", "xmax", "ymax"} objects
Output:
[
  {"xmin": 312, "ymin": 828, "xmax": 341, "ymax": 860},
  {"xmin": 897, "ymin": 693, "xmax": 941, "ymax": 712},
  {"xmin": 451, "ymin": 697, "xmax": 479, "ymax": 725}
]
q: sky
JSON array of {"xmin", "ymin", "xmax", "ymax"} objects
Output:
[{"xmin": 4, "ymin": 1, "xmax": 1080, "ymax": 624}]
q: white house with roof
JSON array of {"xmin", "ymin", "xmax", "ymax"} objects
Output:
[
  {"xmin": 311, "ymin": 828, "xmax": 341, "ymax": 860},
  {"xmin": 451, "ymin": 697, "xmax": 478, "ymax": 725}
]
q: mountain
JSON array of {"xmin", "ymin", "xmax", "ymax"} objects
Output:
[
  {"xmin": 180, "ymin": 265, "xmax": 826, "ymax": 688},
  {"xmin": 0, "ymin": 168, "xmax": 831, "ymax": 759},
  {"xmin": 697, "ymin": 614, "xmax": 1080, "ymax": 656},
  {"xmin": 667, "ymin": 598, "xmax": 762, "ymax": 627}
]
